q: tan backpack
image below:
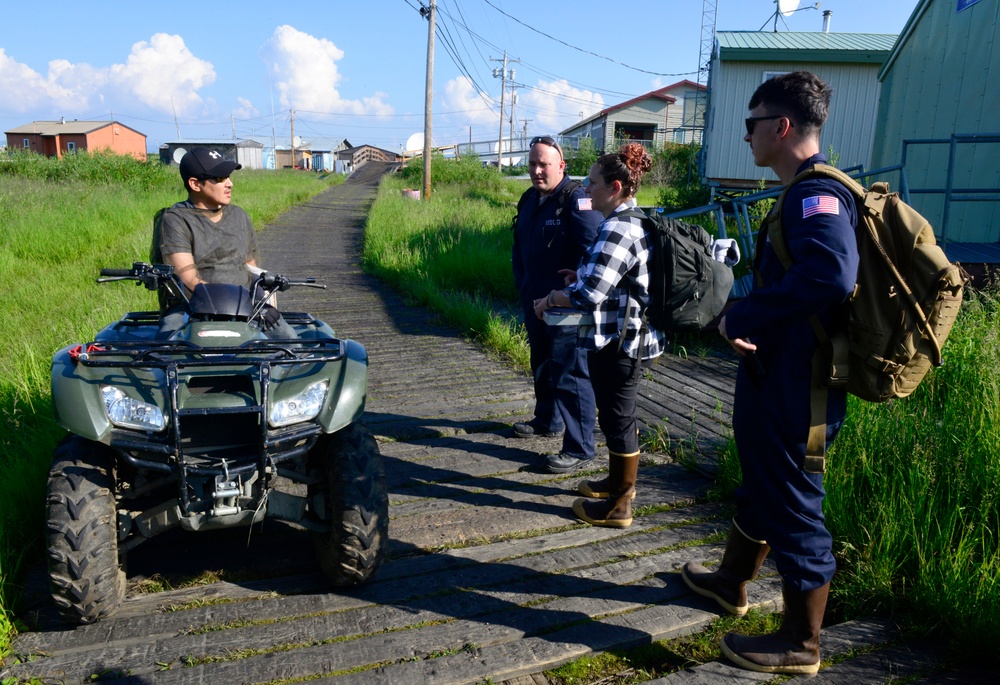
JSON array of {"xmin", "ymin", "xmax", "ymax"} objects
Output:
[{"xmin": 764, "ymin": 164, "xmax": 968, "ymax": 472}]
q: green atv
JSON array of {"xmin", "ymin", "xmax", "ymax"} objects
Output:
[{"xmin": 47, "ymin": 262, "xmax": 389, "ymax": 624}]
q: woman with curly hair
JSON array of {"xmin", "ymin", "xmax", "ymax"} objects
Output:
[{"xmin": 534, "ymin": 142, "xmax": 665, "ymax": 528}]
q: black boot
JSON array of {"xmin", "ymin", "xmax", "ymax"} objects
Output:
[
  {"xmin": 572, "ymin": 451, "xmax": 638, "ymax": 528},
  {"xmin": 720, "ymin": 582, "xmax": 829, "ymax": 675},
  {"xmin": 681, "ymin": 519, "xmax": 770, "ymax": 615}
]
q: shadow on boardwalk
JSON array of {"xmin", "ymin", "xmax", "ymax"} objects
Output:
[{"xmin": 4, "ymin": 163, "xmax": 956, "ymax": 685}]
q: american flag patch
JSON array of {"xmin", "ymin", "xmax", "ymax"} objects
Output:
[
  {"xmin": 802, "ymin": 195, "xmax": 839, "ymax": 218},
  {"xmin": 577, "ymin": 197, "xmax": 592, "ymax": 211}
]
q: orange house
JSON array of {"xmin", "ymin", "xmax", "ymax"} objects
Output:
[{"xmin": 5, "ymin": 119, "xmax": 147, "ymax": 160}]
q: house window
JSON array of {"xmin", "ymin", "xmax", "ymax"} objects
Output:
[
  {"xmin": 673, "ymin": 129, "xmax": 687, "ymax": 144},
  {"xmin": 67, "ymin": 142, "xmax": 76, "ymax": 153},
  {"xmin": 23, "ymin": 138, "xmax": 30, "ymax": 148},
  {"xmin": 761, "ymin": 70, "xmax": 790, "ymax": 83}
]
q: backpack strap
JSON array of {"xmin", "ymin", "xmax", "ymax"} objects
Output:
[{"xmin": 768, "ymin": 164, "xmax": 857, "ymax": 474}]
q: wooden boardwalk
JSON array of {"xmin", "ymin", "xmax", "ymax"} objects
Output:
[{"xmin": 3, "ymin": 163, "xmax": 966, "ymax": 685}]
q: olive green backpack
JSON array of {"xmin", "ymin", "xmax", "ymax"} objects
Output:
[{"xmin": 764, "ymin": 164, "xmax": 968, "ymax": 473}]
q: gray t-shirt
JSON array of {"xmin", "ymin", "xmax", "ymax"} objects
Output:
[{"xmin": 151, "ymin": 201, "xmax": 260, "ymax": 310}]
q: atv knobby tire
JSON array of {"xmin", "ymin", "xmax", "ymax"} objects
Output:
[
  {"xmin": 45, "ymin": 435, "xmax": 126, "ymax": 624},
  {"xmin": 310, "ymin": 422, "xmax": 388, "ymax": 585}
]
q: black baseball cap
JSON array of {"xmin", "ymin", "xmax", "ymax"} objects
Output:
[{"xmin": 179, "ymin": 147, "xmax": 242, "ymax": 181}]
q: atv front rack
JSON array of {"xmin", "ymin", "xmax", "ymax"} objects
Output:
[{"xmin": 76, "ymin": 332, "xmax": 346, "ymax": 514}]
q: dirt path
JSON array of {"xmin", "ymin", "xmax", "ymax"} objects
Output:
[{"xmin": 3, "ymin": 163, "xmax": 953, "ymax": 685}]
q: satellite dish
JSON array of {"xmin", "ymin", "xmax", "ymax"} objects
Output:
[
  {"xmin": 172, "ymin": 147, "xmax": 187, "ymax": 164},
  {"xmin": 405, "ymin": 132, "xmax": 425, "ymax": 152},
  {"xmin": 778, "ymin": 0, "xmax": 801, "ymax": 17}
]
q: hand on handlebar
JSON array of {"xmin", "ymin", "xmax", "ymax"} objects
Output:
[{"xmin": 259, "ymin": 305, "xmax": 282, "ymax": 331}]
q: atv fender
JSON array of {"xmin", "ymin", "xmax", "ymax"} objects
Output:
[
  {"xmin": 318, "ymin": 338, "xmax": 368, "ymax": 434},
  {"xmin": 51, "ymin": 345, "xmax": 113, "ymax": 443}
]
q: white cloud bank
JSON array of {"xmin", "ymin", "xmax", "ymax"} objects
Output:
[
  {"xmin": 0, "ymin": 36, "xmax": 215, "ymax": 117},
  {"xmin": 261, "ymin": 25, "xmax": 392, "ymax": 116},
  {"xmin": 438, "ymin": 74, "xmax": 604, "ymax": 141}
]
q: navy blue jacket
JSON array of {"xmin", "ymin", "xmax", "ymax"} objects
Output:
[
  {"xmin": 512, "ymin": 175, "xmax": 602, "ymax": 308},
  {"xmin": 726, "ymin": 154, "xmax": 860, "ymax": 431}
]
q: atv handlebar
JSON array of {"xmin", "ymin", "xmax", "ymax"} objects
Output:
[{"xmin": 99, "ymin": 268, "xmax": 134, "ymax": 278}]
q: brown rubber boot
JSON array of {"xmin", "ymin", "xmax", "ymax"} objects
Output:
[
  {"xmin": 681, "ymin": 519, "xmax": 770, "ymax": 616},
  {"xmin": 572, "ymin": 451, "xmax": 638, "ymax": 528},
  {"xmin": 720, "ymin": 582, "xmax": 829, "ymax": 675},
  {"xmin": 577, "ymin": 455, "xmax": 636, "ymax": 500}
]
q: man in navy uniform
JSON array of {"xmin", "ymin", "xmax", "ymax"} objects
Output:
[
  {"xmin": 681, "ymin": 72, "xmax": 859, "ymax": 675},
  {"xmin": 511, "ymin": 136, "xmax": 601, "ymax": 473}
]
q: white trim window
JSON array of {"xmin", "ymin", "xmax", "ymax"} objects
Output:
[
  {"xmin": 23, "ymin": 138, "xmax": 30, "ymax": 148},
  {"xmin": 67, "ymin": 142, "xmax": 76, "ymax": 153}
]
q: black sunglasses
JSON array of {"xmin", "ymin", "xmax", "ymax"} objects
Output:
[
  {"xmin": 529, "ymin": 136, "xmax": 563, "ymax": 157},
  {"xmin": 201, "ymin": 176, "xmax": 230, "ymax": 184},
  {"xmin": 744, "ymin": 115, "xmax": 791, "ymax": 135}
]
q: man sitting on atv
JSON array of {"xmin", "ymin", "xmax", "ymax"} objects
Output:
[{"xmin": 151, "ymin": 147, "xmax": 297, "ymax": 339}]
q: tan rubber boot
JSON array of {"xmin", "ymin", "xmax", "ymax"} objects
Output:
[
  {"xmin": 681, "ymin": 518, "xmax": 770, "ymax": 616},
  {"xmin": 572, "ymin": 451, "xmax": 638, "ymax": 528},
  {"xmin": 720, "ymin": 582, "xmax": 829, "ymax": 675},
  {"xmin": 577, "ymin": 455, "xmax": 636, "ymax": 500}
]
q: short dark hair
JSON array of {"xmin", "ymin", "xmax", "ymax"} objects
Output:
[{"xmin": 748, "ymin": 71, "xmax": 832, "ymax": 135}]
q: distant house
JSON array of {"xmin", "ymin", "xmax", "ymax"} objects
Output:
[
  {"xmin": 703, "ymin": 31, "xmax": 896, "ymax": 187},
  {"xmin": 309, "ymin": 138, "xmax": 353, "ymax": 172},
  {"xmin": 559, "ymin": 81, "xmax": 706, "ymax": 153},
  {"xmin": 870, "ymin": 0, "xmax": 1000, "ymax": 259},
  {"xmin": 159, "ymin": 139, "xmax": 264, "ymax": 170},
  {"xmin": 4, "ymin": 119, "xmax": 147, "ymax": 160}
]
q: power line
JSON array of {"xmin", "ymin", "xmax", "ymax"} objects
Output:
[{"xmin": 479, "ymin": 0, "xmax": 693, "ymax": 77}]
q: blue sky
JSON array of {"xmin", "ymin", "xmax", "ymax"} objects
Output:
[{"xmin": 0, "ymin": 0, "xmax": 918, "ymax": 153}]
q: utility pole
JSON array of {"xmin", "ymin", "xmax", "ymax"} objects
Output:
[
  {"xmin": 508, "ymin": 84, "xmax": 517, "ymax": 159},
  {"xmin": 521, "ymin": 119, "xmax": 531, "ymax": 150},
  {"xmin": 491, "ymin": 52, "xmax": 519, "ymax": 173},
  {"xmin": 420, "ymin": 2, "xmax": 435, "ymax": 199},
  {"xmin": 290, "ymin": 109, "xmax": 296, "ymax": 169}
]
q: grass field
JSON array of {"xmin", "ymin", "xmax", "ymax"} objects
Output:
[{"xmin": 0, "ymin": 150, "xmax": 343, "ymax": 654}]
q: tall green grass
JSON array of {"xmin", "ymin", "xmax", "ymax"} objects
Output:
[
  {"xmin": 713, "ymin": 290, "xmax": 1000, "ymax": 657},
  {"xmin": 0, "ymin": 150, "xmax": 342, "ymax": 655},
  {"xmin": 366, "ymin": 156, "xmax": 531, "ymax": 368}
]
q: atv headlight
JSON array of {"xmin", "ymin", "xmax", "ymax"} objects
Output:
[
  {"xmin": 101, "ymin": 386, "xmax": 166, "ymax": 432},
  {"xmin": 269, "ymin": 380, "xmax": 328, "ymax": 427}
]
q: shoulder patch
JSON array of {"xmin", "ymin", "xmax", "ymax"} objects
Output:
[
  {"xmin": 802, "ymin": 195, "xmax": 839, "ymax": 218},
  {"xmin": 577, "ymin": 197, "xmax": 592, "ymax": 211}
]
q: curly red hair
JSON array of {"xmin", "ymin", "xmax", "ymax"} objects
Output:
[{"xmin": 594, "ymin": 142, "xmax": 652, "ymax": 198}]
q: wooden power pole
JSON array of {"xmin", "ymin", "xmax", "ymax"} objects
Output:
[{"xmin": 421, "ymin": 2, "xmax": 435, "ymax": 199}]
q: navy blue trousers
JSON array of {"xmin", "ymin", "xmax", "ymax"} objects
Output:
[
  {"xmin": 731, "ymin": 362, "xmax": 841, "ymax": 592},
  {"xmin": 523, "ymin": 311, "xmax": 595, "ymax": 460}
]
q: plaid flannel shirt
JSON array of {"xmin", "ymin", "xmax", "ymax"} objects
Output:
[{"xmin": 567, "ymin": 200, "xmax": 665, "ymax": 359}]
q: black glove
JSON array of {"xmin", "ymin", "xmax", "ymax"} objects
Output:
[{"xmin": 260, "ymin": 305, "xmax": 281, "ymax": 331}]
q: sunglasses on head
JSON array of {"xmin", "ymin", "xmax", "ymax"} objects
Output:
[
  {"xmin": 745, "ymin": 115, "xmax": 792, "ymax": 135},
  {"xmin": 529, "ymin": 136, "xmax": 563, "ymax": 157}
]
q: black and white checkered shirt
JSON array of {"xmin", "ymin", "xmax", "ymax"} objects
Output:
[{"xmin": 567, "ymin": 200, "xmax": 665, "ymax": 360}]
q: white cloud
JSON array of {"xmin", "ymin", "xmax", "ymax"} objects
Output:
[
  {"xmin": 261, "ymin": 25, "xmax": 392, "ymax": 115},
  {"xmin": 0, "ymin": 35, "xmax": 215, "ymax": 118},
  {"xmin": 0, "ymin": 49, "xmax": 101, "ymax": 113},
  {"xmin": 440, "ymin": 75, "xmax": 498, "ymax": 126},
  {"xmin": 233, "ymin": 97, "xmax": 259, "ymax": 119},
  {"xmin": 109, "ymin": 33, "xmax": 215, "ymax": 115},
  {"xmin": 520, "ymin": 79, "xmax": 604, "ymax": 133}
]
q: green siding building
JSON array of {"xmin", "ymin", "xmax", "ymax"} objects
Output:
[
  {"xmin": 704, "ymin": 31, "xmax": 896, "ymax": 187},
  {"xmin": 871, "ymin": 0, "xmax": 1000, "ymax": 253}
]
